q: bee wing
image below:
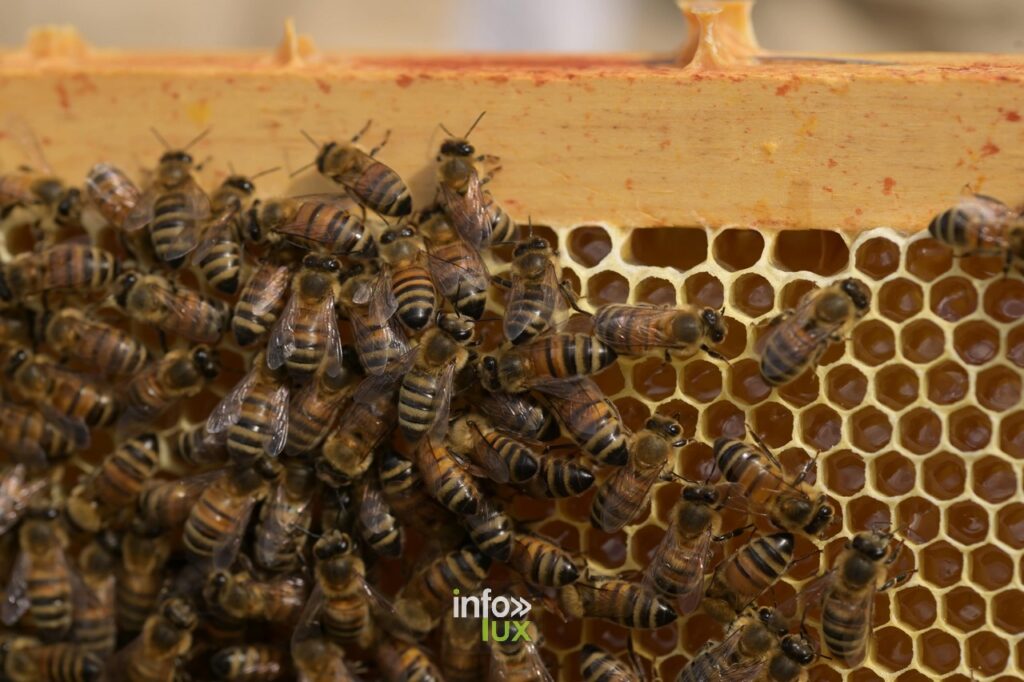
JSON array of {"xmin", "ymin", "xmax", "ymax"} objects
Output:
[
  {"xmin": 596, "ymin": 462, "xmax": 664, "ymax": 533},
  {"xmin": 292, "ymin": 582, "xmax": 326, "ymax": 655},
  {"xmin": 441, "ymin": 175, "xmax": 488, "ymax": 250},
  {"xmin": 211, "ymin": 497, "xmax": 257, "ymax": 571},
  {"xmin": 206, "ymin": 366, "xmax": 259, "ymax": 434},
  {"xmin": 351, "ymin": 373, "xmax": 401, "ymax": 410},
  {"xmin": 267, "ymin": 292, "xmax": 301, "ymax": 371},
  {"xmin": 428, "ymin": 360, "xmax": 458, "ymax": 442},
  {"xmin": 595, "ymin": 305, "xmax": 677, "ymax": 348},
  {"xmin": 472, "ymin": 433, "xmax": 511, "ymax": 484},
  {"xmin": 0, "ymin": 550, "xmax": 30, "ymax": 625},
  {"xmin": 41, "ymin": 404, "xmax": 91, "ymax": 449},
  {"xmin": 122, "ymin": 184, "xmax": 158, "ymax": 232},
  {"xmin": 678, "ymin": 529, "xmax": 713, "ymax": 615},
  {"xmin": 489, "ymin": 640, "xmax": 553, "ymax": 682},
  {"xmin": 248, "ymin": 265, "xmax": 293, "ymax": 319},
  {"xmin": 350, "ymin": 312, "xmax": 410, "ymax": 377},
  {"xmin": 0, "ymin": 406, "xmax": 50, "ymax": 469},
  {"xmin": 191, "ymin": 210, "xmax": 237, "ymax": 265},
  {"xmin": 369, "ymin": 266, "xmax": 399, "ymax": 323},
  {"xmin": 796, "ymin": 568, "xmax": 837, "ymax": 612},
  {"xmin": 319, "ymin": 296, "xmax": 345, "ymax": 379},
  {"xmin": 156, "ymin": 180, "xmax": 208, "ymax": 262},
  {"xmin": 265, "ymin": 385, "xmax": 291, "ymax": 458},
  {"xmin": 503, "ymin": 260, "xmax": 560, "ymax": 342},
  {"xmin": 719, "ymin": 658, "xmax": 769, "ymax": 682}
]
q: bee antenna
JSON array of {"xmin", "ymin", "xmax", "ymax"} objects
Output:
[
  {"xmin": 291, "ymin": 524, "xmax": 321, "ymax": 539},
  {"xmin": 228, "ymin": 161, "xmax": 237, "ymax": 175},
  {"xmin": 438, "ymin": 122, "xmax": 456, "ymax": 138},
  {"xmin": 464, "ymin": 111, "xmax": 486, "ymax": 139},
  {"xmin": 150, "ymin": 127, "xmax": 171, "ymax": 150},
  {"xmin": 289, "ymin": 161, "xmax": 316, "ymax": 178},
  {"xmin": 300, "ymin": 130, "xmax": 320, "ymax": 149},
  {"xmin": 184, "ymin": 127, "xmax": 212, "ymax": 151},
  {"xmin": 250, "ymin": 166, "xmax": 282, "ymax": 180}
]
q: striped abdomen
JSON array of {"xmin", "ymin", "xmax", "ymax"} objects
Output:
[
  {"xmin": 548, "ymin": 391, "xmax": 628, "ymax": 466},
  {"xmin": 163, "ymin": 289, "xmax": 225, "ymax": 343},
  {"xmin": 353, "ymin": 316, "xmax": 405, "ymax": 375},
  {"xmin": 285, "ymin": 383, "xmax": 347, "ymax": 455},
  {"xmin": 322, "ymin": 588, "xmax": 372, "ymax": 644},
  {"xmin": 429, "ymin": 241, "xmax": 488, "ymax": 320},
  {"xmin": 284, "ymin": 201, "xmax": 368, "ymax": 254},
  {"xmin": 27, "ymin": 557, "xmax": 73, "ymax": 641},
  {"xmin": 580, "ymin": 644, "xmax": 640, "ymax": 682},
  {"xmin": 590, "ymin": 465, "xmax": 650, "ymax": 532},
  {"xmin": 479, "ymin": 431, "xmax": 539, "ymax": 483},
  {"xmin": 517, "ymin": 333, "xmax": 617, "ymax": 384},
  {"xmin": 74, "ymin": 580, "xmax": 116, "ymax": 655},
  {"xmin": 417, "ymin": 442, "xmax": 480, "ymax": 515},
  {"xmin": 649, "ymin": 532, "xmax": 705, "ymax": 598},
  {"xmin": 509, "ymin": 535, "xmax": 579, "ymax": 588},
  {"xmin": 357, "ymin": 485, "xmax": 403, "ymax": 558},
  {"xmin": 86, "ymin": 163, "xmax": 139, "ymax": 227},
  {"xmin": 232, "ymin": 264, "xmax": 289, "ymax": 347},
  {"xmin": 504, "ymin": 279, "xmax": 556, "ymax": 345},
  {"xmin": 398, "ymin": 368, "xmax": 444, "ymax": 442},
  {"xmin": 9, "ymin": 643, "xmax": 104, "ymax": 682},
  {"xmin": 48, "ymin": 376, "xmax": 117, "ymax": 428},
  {"xmin": 75, "ymin": 320, "xmax": 147, "ymax": 377},
  {"xmin": 706, "ymin": 532, "xmax": 794, "ymax": 617},
  {"xmin": 759, "ymin": 318, "xmax": 824, "ymax": 386},
  {"xmin": 822, "ymin": 587, "xmax": 871, "ymax": 665},
  {"xmin": 350, "ymin": 161, "xmax": 412, "ymax": 217},
  {"xmin": 522, "ymin": 456, "xmax": 595, "ymax": 498},
  {"xmin": 183, "ymin": 488, "xmax": 248, "ymax": 561},
  {"xmin": 576, "ymin": 580, "xmax": 676, "ymax": 628},
  {"xmin": 465, "ymin": 505, "xmax": 513, "ymax": 561},
  {"xmin": 210, "ymin": 645, "xmax": 286, "ymax": 682},
  {"xmin": 714, "ymin": 438, "xmax": 780, "ymax": 508},
  {"xmin": 40, "ymin": 245, "xmax": 118, "ymax": 291},
  {"xmin": 116, "ymin": 571, "xmax": 161, "ymax": 634},
  {"xmin": 196, "ymin": 235, "xmax": 241, "ymax": 294},
  {"xmin": 150, "ymin": 191, "xmax": 196, "ymax": 267},
  {"xmin": 392, "ymin": 264, "xmax": 436, "ymax": 332},
  {"xmin": 226, "ymin": 384, "xmax": 282, "ymax": 461},
  {"xmin": 593, "ymin": 305, "xmax": 681, "ymax": 354},
  {"xmin": 407, "ymin": 548, "xmax": 490, "ymax": 612},
  {"xmin": 91, "ymin": 435, "xmax": 159, "ymax": 509}
]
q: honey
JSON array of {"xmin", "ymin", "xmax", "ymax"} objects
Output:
[
  {"xmin": 898, "ymin": 408, "xmax": 942, "ymax": 455},
  {"xmin": 712, "ymin": 228, "xmax": 764, "ymax": 271},
  {"xmin": 975, "ymin": 365, "xmax": 1022, "ymax": 411},
  {"xmin": 855, "ymin": 237, "xmax": 901, "ymax": 280},
  {"xmin": 826, "ymin": 364, "xmax": 868, "ymax": 409},
  {"xmin": 905, "ymin": 238, "xmax": 952, "ymax": 282},
  {"xmin": 992, "ymin": 589, "xmax": 1024, "ymax": 635},
  {"xmin": 800, "ymin": 404, "xmax": 842, "ymax": 451},
  {"xmin": 727, "ymin": 359, "xmax": 772, "ymax": 404},
  {"xmin": 850, "ymin": 407, "xmax": 893, "ymax": 452},
  {"xmin": 953, "ymin": 320, "xmax": 1000, "ymax": 365},
  {"xmin": 750, "ymin": 402, "xmax": 794, "ymax": 448},
  {"xmin": 920, "ymin": 541, "xmax": 963, "ymax": 588},
  {"xmin": 925, "ymin": 361, "xmax": 968, "ymax": 405},
  {"xmin": 683, "ymin": 272, "xmax": 724, "ymax": 310},
  {"xmin": 872, "ymin": 626, "xmax": 914, "ymax": 672},
  {"xmin": 900, "ymin": 319, "xmax": 945, "ymax": 364},
  {"xmin": 877, "ymin": 278, "xmax": 923, "ymax": 322},
  {"xmin": 626, "ymin": 227, "xmax": 707, "ymax": 272},
  {"xmin": 875, "ymin": 366, "xmax": 918, "ymax": 411},
  {"xmin": 633, "ymin": 276, "xmax": 676, "ymax": 305},
  {"xmin": 983, "ymin": 278, "xmax": 1024, "ymax": 322},
  {"xmin": 946, "ymin": 501, "xmax": 990, "ymax": 545},
  {"xmin": 994, "ymin": 504, "xmax": 1024, "ymax": 548},
  {"xmin": 969, "ymin": 545, "xmax": 1014, "ymax": 590},
  {"xmin": 948, "ymin": 407, "xmax": 992, "ymax": 452},
  {"xmin": 852, "ymin": 320, "xmax": 896, "ymax": 366},
  {"xmin": 918, "ymin": 629, "xmax": 961, "ymax": 674},
  {"xmin": 929, "ymin": 276, "xmax": 977, "ymax": 321},
  {"xmin": 824, "ymin": 449, "xmax": 866, "ymax": 497},
  {"xmin": 894, "ymin": 585, "xmax": 936, "ymax": 630},
  {"xmin": 967, "ymin": 632, "xmax": 1010, "ymax": 676},
  {"xmin": 567, "ymin": 226, "xmax": 611, "ymax": 268},
  {"xmin": 971, "ymin": 456, "xmax": 1016, "ymax": 504},
  {"xmin": 586, "ymin": 270, "xmax": 629, "ymax": 305},
  {"xmin": 731, "ymin": 273, "xmax": 774, "ymax": 317},
  {"xmin": 681, "ymin": 359, "xmax": 722, "ymax": 403},
  {"xmin": 773, "ymin": 230, "xmax": 849, "ymax": 276}
]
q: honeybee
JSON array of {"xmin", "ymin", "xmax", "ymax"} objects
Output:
[
  {"xmin": 591, "ymin": 303, "xmax": 727, "ymax": 359},
  {"xmin": 356, "ymin": 477, "xmax": 403, "ymax": 558},
  {"xmin": 758, "ymin": 278, "xmax": 870, "ymax": 386},
  {"xmin": 245, "ymin": 194, "xmax": 374, "ymax": 256},
  {"xmin": 309, "ymin": 530, "xmax": 375, "ymax": 648},
  {"xmin": 210, "ymin": 645, "xmax": 287, "ymax": 681},
  {"xmin": 436, "ymin": 114, "xmax": 516, "ymax": 250},
  {"xmin": 488, "ymin": 622, "xmax": 551, "ymax": 682},
  {"xmin": 255, "ymin": 458, "xmax": 317, "ymax": 573},
  {"xmin": 2, "ymin": 344, "xmax": 117, "ymax": 428},
  {"xmin": 204, "ymin": 566, "xmax": 307, "ymax": 625},
  {"xmin": 73, "ymin": 537, "xmax": 117, "ymax": 656},
  {"xmin": 193, "ymin": 171, "xmax": 270, "ymax": 295},
  {"xmin": 508, "ymin": 532, "xmax": 580, "ymax": 588},
  {"xmin": 766, "ymin": 632, "xmax": 817, "ymax": 682},
  {"xmin": 928, "ymin": 193, "xmax": 1024, "ymax": 272},
  {"xmin": 0, "ymin": 401, "xmax": 85, "ymax": 465},
  {"xmin": 269, "ymin": 254, "xmax": 344, "ymax": 378},
  {"xmin": 66, "ymin": 434, "xmax": 160, "ymax": 533},
  {"xmin": 307, "ymin": 123, "xmax": 412, "ymax": 218},
  {"xmin": 398, "ymin": 313, "xmax": 474, "ymax": 442},
  {"xmin": 1, "ymin": 244, "xmax": 118, "ymax": 302},
  {"xmin": 291, "ymin": 637, "xmax": 357, "ymax": 682},
  {"xmin": 114, "ymin": 596, "xmax": 196, "ymax": 682},
  {"xmin": 85, "ymin": 162, "xmax": 140, "ymax": 229},
  {"xmin": 0, "ymin": 165, "xmax": 82, "ymax": 240},
  {"xmin": 642, "ymin": 484, "xmax": 743, "ymax": 614},
  {"xmin": 318, "ymin": 376, "xmax": 398, "ymax": 487},
  {"xmin": 338, "ymin": 264, "xmax": 411, "ymax": 377},
  {"xmin": 116, "ymin": 528, "xmax": 171, "ymax": 634},
  {"xmin": 379, "ymin": 225, "xmax": 437, "ymax": 332},
  {"xmin": 285, "ymin": 355, "xmax": 360, "ymax": 456},
  {"xmin": 539, "ymin": 377, "xmax": 629, "ymax": 466},
  {"xmin": 1, "ymin": 508, "xmax": 74, "ymax": 641},
  {"xmin": 113, "ymin": 272, "xmax": 228, "ymax": 344},
  {"xmin": 137, "ymin": 470, "xmax": 224, "ymax": 536},
  {"xmin": 375, "ymin": 636, "xmax": 445, "ymax": 682},
  {"xmin": 174, "ymin": 423, "xmax": 228, "ymax": 470},
  {"xmin": 123, "ymin": 129, "xmax": 211, "ymax": 267},
  {"xmin": 447, "ymin": 415, "xmax": 539, "ymax": 485},
  {"xmin": 397, "ymin": 545, "xmax": 491, "ymax": 628},
  {"xmin": 558, "ymin": 574, "xmax": 676, "ymax": 628},
  {"xmin": 590, "ymin": 414, "xmax": 686, "ymax": 532},
  {"xmin": 475, "ymin": 390, "xmax": 560, "ymax": 442},
  {"xmin": 518, "ymin": 453, "xmax": 595, "ymax": 498},
  {"xmin": 415, "ymin": 437, "xmax": 483, "ymax": 515},
  {"xmin": 675, "ymin": 609, "xmax": 776, "ymax": 682},
  {"xmin": 182, "ymin": 460, "xmax": 275, "ymax": 566},
  {"xmin": 477, "ymin": 333, "xmax": 617, "ymax": 394},
  {"xmin": 714, "ymin": 436, "xmax": 834, "ymax": 538},
  {"xmin": 499, "ymin": 237, "xmax": 563, "ymax": 345},
  {"xmin": 121, "ymin": 345, "xmax": 220, "ymax": 423},
  {"xmin": 420, "ymin": 209, "xmax": 490, "ymax": 320},
  {"xmin": 580, "ymin": 644, "xmax": 642, "ymax": 682},
  {"xmin": 207, "ymin": 352, "xmax": 289, "ymax": 463},
  {"xmin": 463, "ymin": 499, "xmax": 514, "ymax": 562},
  {"xmin": 441, "ymin": 609, "xmax": 485, "ymax": 682},
  {"xmin": 704, "ymin": 532, "xmax": 795, "ymax": 624},
  {"xmin": 0, "ymin": 464, "xmax": 48, "ymax": 536},
  {"xmin": 0, "ymin": 637, "xmax": 104, "ymax": 682},
  {"xmin": 42, "ymin": 308, "xmax": 149, "ymax": 378},
  {"xmin": 805, "ymin": 530, "xmax": 914, "ymax": 667},
  {"xmin": 232, "ymin": 262, "xmax": 292, "ymax": 347},
  {"xmin": 378, "ymin": 447, "xmax": 450, "ymax": 530}
]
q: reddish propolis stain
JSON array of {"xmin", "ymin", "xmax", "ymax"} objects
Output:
[
  {"xmin": 882, "ymin": 177, "xmax": 895, "ymax": 196},
  {"xmin": 827, "ymin": 158, "xmax": 838, "ymax": 168},
  {"xmin": 624, "ymin": 178, "xmax": 634, "ymax": 191},
  {"xmin": 980, "ymin": 141, "xmax": 1001, "ymax": 157},
  {"xmin": 55, "ymin": 82, "xmax": 70, "ymax": 111},
  {"xmin": 855, "ymin": 208, "xmax": 863, "ymax": 216},
  {"xmin": 315, "ymin": 79, "xmax": 331, "ymax": 94},
  {"xmin": 775, "ymin": 83, "xmax": 791, "ymax": 96},
  {"xmin": 395, "ymin": 74, "xmax": 414, "ymax": 88},
  {"xmin": 1005, "ymin": 110, "xmax": 1021, "ymax": 122}
]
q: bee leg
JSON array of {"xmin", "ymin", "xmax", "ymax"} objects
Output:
[
  {"xmin": 712, "ymin": 524, "xmax": 754, "ymax": 542},
  {"xmin": 747, "ymin": 428, "xmax": 782, "ymax": 468},
  {"xmin": 701, "ymin": 345, "xmax": 732, "ymax": 367},
  {"xmin": 480, "ymin": 166, "xmax": 503, "ymax": 186},
  {"xmin": 368, "ymin": 129, "xmax": 392, "ymax": 158},
  {"xmin": 879, "ymin": 569, "xmax": 917, "ymax": 592},
  {"xmin": 792, "ymin": 450, "xmax": 822, "ymax": 486},
  {"xmin": 491, "ymin": 274, "xmax": 513, "ymax": 290},
  {"xmin": 560, "ymin": 280, "xmax": 590, "ymax": 315},
  {"xmin": 351, "ymin": 119, "xmax": 373, "ymax": 143}
]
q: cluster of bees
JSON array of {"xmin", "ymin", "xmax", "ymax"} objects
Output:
[{"xmin": 0, "ymin": 110, "xmax": 1019, "ymax": 682}]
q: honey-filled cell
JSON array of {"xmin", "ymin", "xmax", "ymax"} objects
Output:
[
  {"xmin": 925, "ymin": 360, "xmax": 969, "ymax": 405},
  {"xmin": 586, "ymin": 270, "xmax": 630, "ymax": 306},
  {"xmin": 918, "ymin": 629, "xmax": 961, "ymax": 675},
  {"xmin": 1008, "ymin": 324, "xmax": 1024, "ymax": 367},
  {"xmin": 948, "ymin": 406, "xmax": 992, "ymax": 452},
  {"xmin": 800, "ymin": 404, "xmax": 842, "ymax": 451},
  {"xmin": 967, "ymin": 631, "xmax": 1010, "ymax": 676},
  {"xmin": 855, "ymin": 236, "xmax": 901, "ymax": 280},
  {"xmin": 632, "ymin": 276, "xmax": 676, "ymax": 306},
  {"xmin": 847, "ymin": 496, "xmax": 892, "ymax": 532},
  {"xmin": 873, "ymin": 625, "xmax": 914, "ymax": 672},
  {"xmin": 894, "ymin": 585, "xmax": 937, "ymax": 630},
  {"xmin": 875, "ymin": 364, "xmax": 919, "ymax": 410},
  {"xmin": 994, "ymin": 503, "xmax": 1024, "ymax": 549},
  {"xmin": 824, "ymin": 448, "xmax": 866, "ymax": 497},
  {"xmin": 852, "ymin": 320, "xmax": 896, "ymax": 366},
  {"xmin": 702, "ymin": 400, "xmax": 745, "ymax": 440},
  {"xmin": 920, "ymin": 540, "xmax": 964, "ymax": 588},
  {"xmin": 972, "ymin": 455, "xmax": 1017, "ymax": 504},
  {"xmin": 567, "ymin": 225, "xmax": 612, "ymax": 268},
  {"xmin": 825, "ymin": 363, "xmax": 868, "ymax": 409},
  {"xmin": 953, "ymin": 319, "xmax": 1000, "ymax": 365},
  {"xmin": 728, "ymin": 359, "xmax": 771, "ymax": 405},
  {"xmin": 970, "ymin": 544, "xmax": 1015, "ymax": 590},
  {"xmin": 584, "ymin": 527, "xmax": 629, "ymax": 569},
  {"xmin": 905, "ymin": 238, "xmax": 953, "ymax": 282},
  {"xmin": 773, "ymin": 230, "xmax": 849, "ymax": 276},
  {"xmin": 929, "ymin": 276, "xmax": 978, "ymax": 321},
  {"xmin": 632, "ymin": 358, "xmax": 677, "ymax": 401},
  {"xmin": 716, "ymin": 317, "xmax": 747, "ymax": 359},
  {"xmin": 712, "ymin": 228, "xmax": 764, "ymax": 271},
  {"xmin": 895, "ymin": 672, "xmax": 932, "ymax": 682},
  {"xmin": 899, "ymin": 407, "xmax": 943, "ymax": 455},
  {"xmin": 681, "ymin": 359, "xmax": 721, "ymax": 403},
  {"xmin": 850, "ymin": 406, "xmax": 893, "ymax": 453},
  {"xmin": 900, "ymin": 319, "xmax": 946, "ymax": 364},
  {"xmin": 611, "ymin": 396, "xmax": 650, "ymax": 433},
  {"xmin": 593, "ymin": 361, "xmax": 626, "ymax": 396},
  {"xmin": 898, "ymin": 496, "xmax": 940, "ymax": 543},
  {"xmin": 683, "ymin": 272, "xmax": 724, "ymax": 310},
  {"xmin": 731, "ymin": 273, "xmax": 774, "ymax": 318},
  {"xmin": 976, "ymin": 365, "xmax": 1023, "ymax": 412},
  {"xmin": 750, "ymin": 402, "xmax": 794, "ymax": 449},
  {"xmin": 992, "ymin": 589, "xmax": 1024, "ymax": 635},
  {"xmin": 999, "ymin": 410, "xmax": 1024, "ymax": 459},
  {"xmin": 626, "ymin": 227, "xmax": 707, "ymax": 272},
  {"xmin": 779, "ymin": 279, "xmax": 817, "ymax": 311},
  {"xmin": 984, "ymin": 277, "xmax": 1024, "ymax": 322},
  {"xmin": 946, "ymin": 500, "xmax": 990, "ymax": 546},
  {"xmin": 959, "ymin": 252, "xmax": 1006, "ymax": 279},
  {"xmin": 921, "ymin": 451, "xmax": 967, "ymax": 500},
  {"xmin": 849, "ymin": 665, "xmax": 885, "ymax": 682},
  {"xmin": 878, "ymin": 277, "xmax": 924, "ymax": 322}
]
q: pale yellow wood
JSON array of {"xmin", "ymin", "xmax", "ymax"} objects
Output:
[{"xmin": 0, "ymin": 37, "xmax": 1022, "ymax": 233}]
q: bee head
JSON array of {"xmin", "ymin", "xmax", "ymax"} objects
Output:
[
  {"xmin": 851, "ymin": 531, "xmax": 889, "ymax": 561},
  {"xmin": 781, "ymin": 635, "xmax": 816, "ymax": 665},
  {"xmin": 315, "ymin": 142, "xmax": 338, "ymax": 174},
  {"xmin": 159, "ymin": 150, "xmax": 194, "ymax": 185},
  {"xmin": 440, "ymin": 139, "xmax": 475, "ymax": 159},
  {"xmin": 224, "ymin": 175, "xmax": 255, "ymax": 196},
  {"xmin": 840, "ymin": 278, "xmax": 871, "ymax": 313},
  {"xmin": 56, "ymin": 187, "xmax": 82, "ymax": 224},
  {"xmin": 682, "ymin": 484, "xmax": 719, "ymax": 506},
  {"xmin": 191, "ymin": 346, "xmax": 220, "ymax": 379},
  {"xmin": 3, "ymin": 347, "xmax": 29, "ymax": 377},
  {"xmin": 513, "ymin": 237, "xmax": 551, "ymax": 258},
  {"xmin": 438, "ymin": 312, "xmax": 475, "ymax": 344},
  {"xmin": 314, "ymin": 530, "xmax": 353, "ymax": 560},
  {"xmin": 33, "ymin": 177, "xmax": 65, "ymax": 204},
  {"xmin": 802, "ymin": 498, "xmax": 836, "ymax": 536},
  {"xmin": 701, "ymin": 307, "xmax": 727, "ymax": 344},
  {"xmin": 477, "ymin": 354, "xmax": 501, "ymax": 391},
  {"xmin": 380, "ymin": 228, "xmax": 400, "ymax": 245},
  {"xmin": 113, "ymin": 272, "xmax": 140, "ymax": 308},
  {"xmin": 644, "ymin": 413, "xmax": 686, "ymax": 446},
  {"xmin": 161, "ymin": 597, "xmax": 197, "ymax": 631}
]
